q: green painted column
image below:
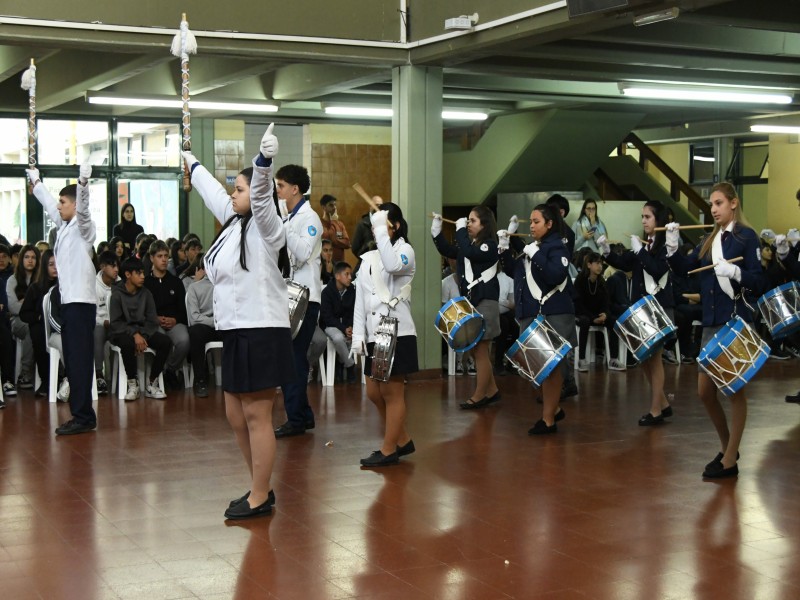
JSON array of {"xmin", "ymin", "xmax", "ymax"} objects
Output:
[
  {"xmin": 391, "ymin": 66, "xmax": 443, "ymax": 372},
  {"xmin": 186, "ymin": 118, "xmax": 218, "ymax": 245}
]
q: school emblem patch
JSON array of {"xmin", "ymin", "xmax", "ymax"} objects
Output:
[
  {"xmin": 480, "ymin": 243, "xmax": 489, "ymax": 251},
  {"xmin": 308, "ymin": 225, "xmax": 317, "ymax": 236},
  {"xmin": 561, "ymin": 257, "xmax": 569, "ymax": 266},
  {"xmin": 401, "ymin": 254, "xmax": 408, "ymax": 265}
]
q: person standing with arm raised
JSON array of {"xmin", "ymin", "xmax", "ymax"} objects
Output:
[
  {"xmin": 27, "ymin": 164, "xmax": 98, "ymax": 435},
  {"xmin": 183, "ymin": 124, "xmax": 296, "ymax": 519}
]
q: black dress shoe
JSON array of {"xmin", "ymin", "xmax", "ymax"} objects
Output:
[
  {"xmin": 785, "ymin": 392, "xmax": 800, "ymax": 403},
  {"xmin": 229, "ymin": 489, "xmax": 275, "ymax": 509},
  {"xmin": 560, "ymin": 382, "xmax": 578, "ymax": 399},
  {"xmin": 702, "ymin": 461, "xmax": 739, "ymax": 479},
  {"xmin": 486, "ymin": 391, "xmax": 501, "ymax": 404},
  {"xmin": 360, "ymin": 450, "xmax": 399, "ymax": 467},
  {"xmin": 459, "ymin": 397, "xmax": 491, "ymax": 410},
  {"xmin": 304, "ymin": 421, "xmax": 315, "ymax": 430},
  {"xmin": 555, "ymin": 408, "xmax": 566, "ymax": 422},
  {"xmin": 194, "ymin": 380, "xmax": 209, "ymax": 398},
  {"xmin": 638, "ymin": 413, "xmax": 664, "ymax": 426},
  {"xmin": 397, "ymin": 440, "xmax": 416, "ymax": 457},
  {"xmin": 55, "ymin": 419, "xmax": 97, "ymax": 436},
  {"xmin": 661, "ymin": 406, "xmax": 673, "ymax": 418},
  {"xmin": 704, "ymin": 451, "xmax": 740, "ymax": 471},
  {"xmin": 224, "ymin": 496, "xmax": 273, "ymax": 520},
  {"xmin": 528, "ymin": 419, "xmax": 557, "ymax": 435},
  {"xmin": 274, "ymin": 422, "xmax": 306, "ymax": 438}
]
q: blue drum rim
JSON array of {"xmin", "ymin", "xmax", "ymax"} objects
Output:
[
  {"xmin": 434, "ymin": 297, "xmax": 485, "ymax": 352},
  {"xmin": 698, "ymin": 317, "xmax": 770, "ymax": 397},
  {"xmin": 505, "ymin": 315, "xmax": 572, "ymax": 387},
  {"xmin": 757, "ymin": 283, "xmax": 800, "ymax": 340},
  {"xmin": 617, "ymin": 296, "xmax": 652, "ymax": 325}
]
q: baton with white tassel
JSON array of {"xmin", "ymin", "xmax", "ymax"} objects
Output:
[
  {"xmin": 20, "ymin": 59, "xmax": 36, "ymax": 193},
  {"xmin": 171, "ymin": 13, "xmax": 197, "ymax": 193}
]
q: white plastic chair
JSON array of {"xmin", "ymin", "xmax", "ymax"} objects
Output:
[
  {"xmin": 203, "ymin": 341, "xmax": 223, "ymax": 386},
  {"xmin": 109, "ymin": 344, "xmax": 164, "ymax": 399}
]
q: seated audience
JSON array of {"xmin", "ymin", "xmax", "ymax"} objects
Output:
[
  {"xmin": 185, "ymin": 258, "xmax": 221, "ymax": 397},
  {"xmin": 319, "ymin": 261, "xmax": 357, "ymax": 383},
  {"xmin": 6, "ymin": 244, "xmax": 40, "ymax": 390},
  {"xmin": 574, "ymin": 252, "xmax": 623, "ymax": 371},
  {"xmin": 94, "ymin": 251, "xmax": 119, "ymax": 394}
]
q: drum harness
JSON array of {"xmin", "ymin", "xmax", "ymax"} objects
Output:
[
  {"xmin": 524, "ymin": 256, "xmax": 568, "ymax": 311},
  {"xmin": 366, "ymin": 251, "xmax": 412, "ymax": 314},
  {"xmin": 463, "ymin": 256, "xmax": 497, "ymax": 300}
]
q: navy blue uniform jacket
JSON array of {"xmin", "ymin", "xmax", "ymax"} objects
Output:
[
  {"xmin": 604, "ymin": 244, "xmax": 674, "ymax": 309},
  {"xmin": 433, "ymin": 229, "xmax": 499, "ymax": 305},
  {"xmin": 668, "ymin": 224, "xmax": 766, "ymax": 326}
]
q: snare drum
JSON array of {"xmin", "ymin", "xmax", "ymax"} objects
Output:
[
  {"xmin": 285, "ymin": 279, "xmax": 309, "ymax": 339},
  {"xmin": 698, "ymin": 316, "xmax": 770, "ymax": 397},
  {"xmin": 434, "ymin": 296, "xmax": 485, "ymax": 352},
  {"xmin": 505, "ymin": 315, "xmax": 572, "ymax": 387},
  {"xmin": 371, "ymin": 315, "xmax": 398, "ymax": 382},
  {"xmin": 614, "ymin": 295, "xmax": 676, "ymax": 362},
  {"xmin": 757, "ymin": 282, "xmax": 800, "ymax": 340}
]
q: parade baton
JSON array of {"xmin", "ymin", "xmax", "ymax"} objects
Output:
[
  {"xmin": 352, "ymin": 183, "xmax": 382, "ymax": 211},
  {"xmin": 20, "ymin": 58, "xmax": 36, "ymax": 193},
  {"xmin": 687, "ymin": 256, "xmax": 743, "ymax": 275},
  {"xmin": 654, "ymin": 223, "xmax": 715, "ymax": 232},
  {"xmin": 171, "ymin": 13, "xmax": 197, "ymax": 193}
]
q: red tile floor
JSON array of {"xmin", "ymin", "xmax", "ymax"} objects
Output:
[{"xmin": 2, "ymin": 358, "xmax": 800, "ymax": 599}]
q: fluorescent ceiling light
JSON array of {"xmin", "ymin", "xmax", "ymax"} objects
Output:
[
  {"xmin": 633, "ymin": 7, "xmax": 679, "ymax": 26},
  {"xmin": 442, "ymin": 111, "xmax": 487, "ymax": 121},
  {"xmin": 751, "ymin": 125, "xmax": 800, "ymax": 134},
  {"xmin": 693, "ymin": 156, "xmax": 715, "ymax": 162},
  {"xmin": 87, "ymin": 94, "xmax": 278, "ymax": 112},
  {"xmin": 621, "ymin": 86, "xmax": 793, "ymax": 104},
  {"xmin": 324, "ymin": 106, "xmax": 393, "ymax": 117}
]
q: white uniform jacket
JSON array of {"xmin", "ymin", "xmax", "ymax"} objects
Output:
[
  {"xmin": 284, "ymin": 200, "xmax": 322, "ymax": 303},
  {"xmin": 95, "ymin": 272, "xmax": 113, "ymax": 325},
  {"xmin": 351, "ymin": 228, "xmax": 416, "ymax": 348},
  {"xmin": 193, "ymin": 156, "xmax": 289, "ymax": 331},
  {"xmin": 33, "ymin": 181, "xmax": 97, "ymax": 305}
]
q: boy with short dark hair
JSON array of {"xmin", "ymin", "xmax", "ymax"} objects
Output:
[
  {"xmin": 109, "ymin": 258, "xmax": 172, "ymax": 400},
  {"xmin": 319, "ymin": 261, "xmax": 357, "ymax": 383},
  {"xmin": 94, "ymin": 251, "xmax": 119, "ymax": 394}
]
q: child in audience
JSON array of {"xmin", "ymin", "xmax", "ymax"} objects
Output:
[
  {"xmin": 319, "ymin": 261, "xmax": 357, "ymax": 383},
  {"xmin": 186, "ymin": 254, "xmax": 221, "ymax": 397},
  {"xmin": 6, "ymin": 243, "xmax": 40, "ymax": 391},
  {"xmin": 94, "ymin": 251, "xmax": 119, "ymax": 394}
]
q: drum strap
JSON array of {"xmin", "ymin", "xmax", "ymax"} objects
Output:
[
  {"xmin": 712, "ymin": 225, "xmax": 735, "ymax": 299},
  {"xmin": 464, "ymin": 258, "xmax": 498, "ymax": 290},
  {"xmin": 642, "ymin": 269, "xmax": 670, "ymax": 296},
  {"xmin": 525, "ymin": 260, "xmax": 568, "ymax": 305},
  {"xmin": 367, "ymin": 252, "xmax": 412, "ymax": 309}
]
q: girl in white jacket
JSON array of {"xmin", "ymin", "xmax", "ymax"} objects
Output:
[{"xmin": 352, "ymin": 203, "xmax": 417, "ymax": 467}]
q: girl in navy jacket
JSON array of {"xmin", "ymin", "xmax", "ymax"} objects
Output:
[
  {"xmin": 666, "ymin": 183, "xmax": 766, "ymax": 479},
  {"xmin": 499, "ymin": 204, "xmax": 575, "ymax": 434},
  {"xmin": 599, "ymin": 200, "xmax": 674, "ymax": 426}
]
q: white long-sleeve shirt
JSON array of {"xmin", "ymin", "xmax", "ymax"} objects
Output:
[
  {"xmin": 352, "ymin": 225, "xmax": 416, "ymax": 348},
  {"xmin": 284, "ymin": 200, "xmax": 322, "ymax": 303},
  {"xmin": 32, "ymin": 181, "xmax": 97, "ymax": 305},
  {"xmin": 193, "ymin": 156, "xmax": 289, "ymax": 331}
]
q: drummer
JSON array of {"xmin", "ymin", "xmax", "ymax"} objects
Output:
[
  {"xmin": 351, "ymin": 202, "xmax": 417, "ymax": 467},
  {"xmin": 498, "ymin": 204, "xmax": 575, "ymax": 434},
  {"xmin": 431, "ymin": 207, "xmax": 500, "ymax": 409},
  {"xmin": 665, "ymin": 182, "xmax": 765, "ymax": 479},
  {"xmin": 597, "ymin": 200, "xmax": 675, "ymax": 426}
]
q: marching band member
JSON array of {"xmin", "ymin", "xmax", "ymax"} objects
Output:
[
  {"xmin": 183, "ymin": 123, "xmax": 295, "ymax": 519},
  {"xmin": 432, "ymin": 207, "xmax": 500, "ymax": 409},
  {"xmin": 499, "ymin": 204, "xmax": 575, "ymax": 434},
  {"xmin": 665, "ymin": 183, "xmax": 765, "ymax": 479},
  {"xmin": 352, "ymin": 202, "xmax": 417, "ymax": 467},
  {"xmin": 274, "ymin": 164, "xmax": 322, "ymax": 438},
  {"xmin": 776, "ymin": 222, "xmax": 800, "ymax": 402},
  {"xmin": 598, "ymin": 200, "xmax": 674, "ymax": 426}
]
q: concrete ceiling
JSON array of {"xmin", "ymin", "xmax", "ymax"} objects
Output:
[{"xmin": 0, "ymin": 0, "xmax": 798, "ymax": 140}]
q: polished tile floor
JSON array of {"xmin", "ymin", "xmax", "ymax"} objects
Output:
[{"xmin": 2, "ymin": 358, "xmax": 800, "ymax": 599}]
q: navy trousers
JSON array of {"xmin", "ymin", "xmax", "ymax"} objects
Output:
[
  {"xmin": 61, "ymin": 303, "xmax": 97, "ymax": 425},
  {"xmin": 282, "ymin": 302, "xmax": 319, "ymax": 428}
]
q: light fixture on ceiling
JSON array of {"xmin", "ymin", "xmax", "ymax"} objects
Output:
[
  {"xmin": 86, "ymin": 93, "xmax": 279, "ymax": 113},
  {"xmin": 619, "ymin": 85, "xmax": 793, "ymax": 105},
  {"xmin": 633, "ymin": 6, "xmax": 680, "ymax": 26},
  {"xmin": 325, "ymin": 106, "xmax": 489, "ymax": 120},
  {"xmin": 444, "ymin": 13, "xmax": 479, "ymax": 31},
  {"xmin": 751, "ymin": 124, "xmax": 800, "ymax": 134}
]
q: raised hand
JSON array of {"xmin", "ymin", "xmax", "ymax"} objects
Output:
[{"xmin": 260, "ymin": 123, "xmax": 278, "ymax": 159}]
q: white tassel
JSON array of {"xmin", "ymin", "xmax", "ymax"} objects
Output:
[
  {"xmin": 20, "ymin": 64, "xmax": 36, "ymax": 91},
  {"xmin": 170, "ymin": 18, "xmax": 197, "ymax": 57}
]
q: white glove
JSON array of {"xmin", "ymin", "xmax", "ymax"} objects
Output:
[
  {"xmin": 760, "ymin": 228, "xmax": 777, "ymax": 243},
  {"xmin": 430, "ymin": 212, "xmax": 443, "ymax": 237},
  {"xmin": 278, "ymin": 198, "xmax": 289, "ymax": 220},
  {"xmin": 508, "ymin": 215, "xmax": 519, "ymax": 235},
  {"xmin": 665, "ymin": 222, "xmax": 680, "ymax": 256},
  {"xmin": 78, "ymin": 163, "xmax": 91, "ymax": 185},
  {"xmin": 182, "ymin": 151, "xmax": 199, "ymax": 170},
  {"xmin": 370, "ymin": 209, "xmax": 389, "ymax": 231},
  {"xmin": 260, "ymin": 123, "xmax": 278, "ymax": 159},
  {"xmin": 455, "ymin": 217, "xmax": 467, "ymax": 231},
  {"xmin": 788, "ymin": 228, "xmax": 800, "ymax": 247},
  {"xmin": 714, "ymin": 260, "xmax": 741, "ymax": 282},
  {"xmin": 522, "ymin": 242, "xmax": 539, "ymax": 259},
  {"xmin": 630, "ymin": 235, "xmax": 643, "ymax": 254},
  {"xmin": 776, "ymin": 234, "xmax": 790, "ymax": 259},
  {"xmin": 26, "ymin": 168, "xmax": 40, "ymax": 186},
  {"xmin": 497, "ymin": 229, "xmax": 510, "ymax": 253},
  {"xmin": 349, "ymin": 340, "xmax": 366, "ymax": 362},
  {"xmin": 596, "ymin": 234, "xmax": 611, "ymax": 257}
]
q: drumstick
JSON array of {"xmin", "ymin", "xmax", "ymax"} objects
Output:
[
  {"xmin": 352, "ymin": 183, "xmax": 382, "ymax": 212},
  {"xmin": 509, "ymin": 233, "xmax": 529, "ymax": 238},
  {"xmin": 654, "ymin": 224, "xmax": 715, "ymax": 231},
  {"xmin": 625, "ymin": 234, "xmax": 649, "ymax": 244},
  {"xmin": 687, "ymin": 256, "xmax": 743, "ymax": 275},
  {"xmin": 428, "ymin": 213, "xmax": 458, "ymax": 225}
]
